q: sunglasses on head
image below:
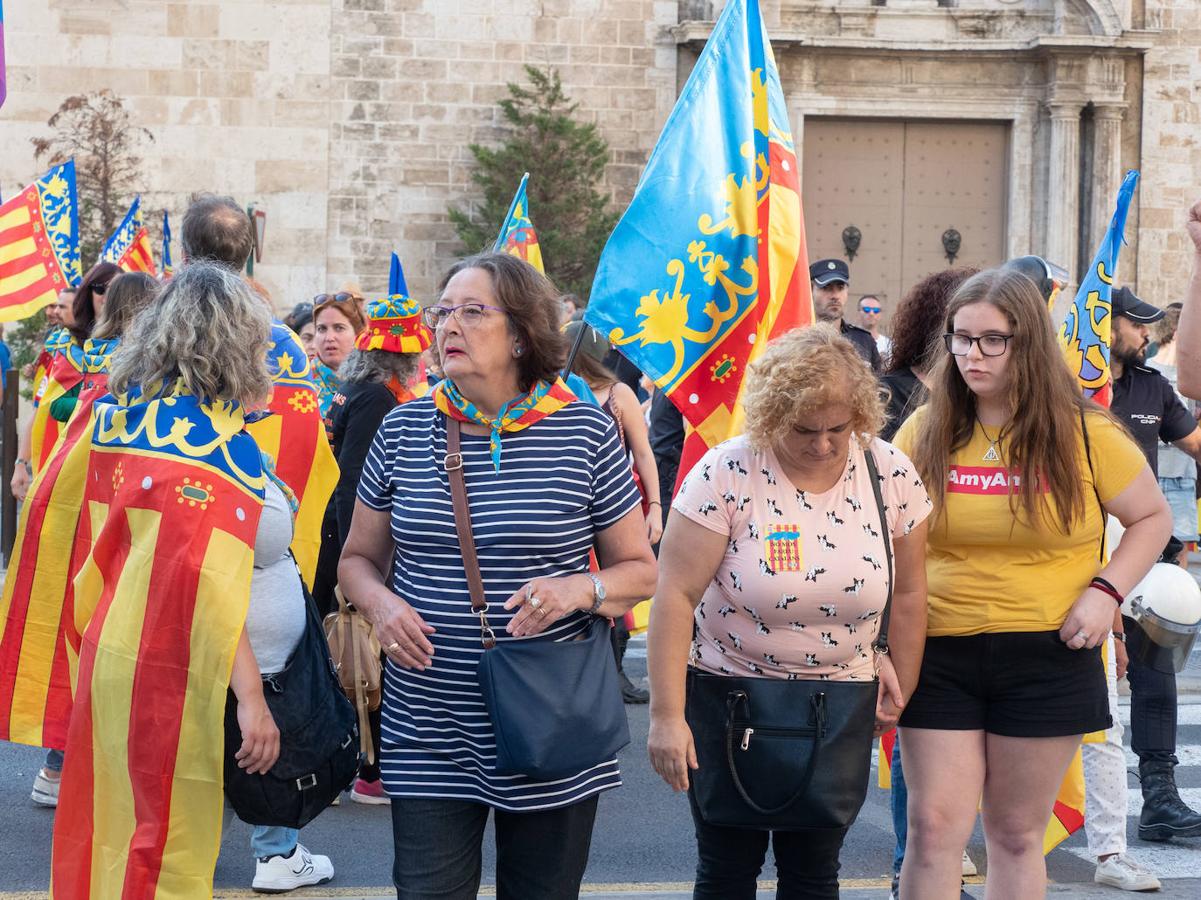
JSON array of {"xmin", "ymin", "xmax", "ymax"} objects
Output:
[{"xmin": 313, "ymin": 292, "xmax": 358, "ymax": 308}]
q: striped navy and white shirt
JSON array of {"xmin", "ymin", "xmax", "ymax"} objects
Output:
[{"xmin": 357, "ymin": 396, "xmax": 642, "ymax": 811}]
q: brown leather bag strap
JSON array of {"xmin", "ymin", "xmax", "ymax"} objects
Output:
[{"xmin": 446, "ymin": 416, "xmax": 497, "ymax": 648}]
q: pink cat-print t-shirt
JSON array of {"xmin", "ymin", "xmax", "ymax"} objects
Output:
[{"xmin": 673, "ymin": 434, "xmax": 931, "ymax": 681}]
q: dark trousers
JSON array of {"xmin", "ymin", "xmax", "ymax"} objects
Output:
[
  {"xmin": 311, "ymin": 504, "xmax": 340, "ymax": 618},
  {"xmin": 689, "ymin": 793, "xmax": 848, "ymax": 900},
  {"xmin": 390, "ymin": 795, "xmax": 598, "ymax": 900},
  {"xmin": 1124, "ymin": 616, "xmax": 1178, "ymax": 765}
]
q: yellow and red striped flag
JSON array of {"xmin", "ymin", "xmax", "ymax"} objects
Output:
[
  {"xmin": 0, "ymin": 161, "xmax": 82, "ymax": 322},
  {"xmin": 100, "ymin": 196, "xmax": 158, "ymax": 275},
  {"xmin": 51, "ymin": 390, "xmax": 266, "ymax": 899},
  {"xmin": 246, "ymin": 322, "xmax": 338, "ymax": 586}
]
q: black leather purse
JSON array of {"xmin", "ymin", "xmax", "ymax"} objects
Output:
[
  {"xmin": 446, "ymin": 416, "xmax": 630, "ymax": 781},
  {"xmin": 223, "ymin": 574, "xmax": 361, "ymax": 828},
  {"xmin": 686, "ymin": 446, "xmax": 893, "ymax": 831}
]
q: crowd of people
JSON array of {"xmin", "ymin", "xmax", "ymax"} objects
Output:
[{"xmin": 2, "ymin": 191, "xmax": 1201, "ymax": 900}]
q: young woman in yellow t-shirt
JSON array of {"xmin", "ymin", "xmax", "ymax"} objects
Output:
[{"xmin": 892, "ymin": 268, "xmax": 1172, "ymax": 900}]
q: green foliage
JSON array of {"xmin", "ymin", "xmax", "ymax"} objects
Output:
[{"xmin": 448, "ymin": 66, "xmax": 617, "ymax": 301}]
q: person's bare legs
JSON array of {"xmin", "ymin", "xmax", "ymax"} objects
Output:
[
  {"xmin": 980, "ymin": 733, "xmax": 1082, "ymax": 900},
  {"xmin": 898, "ymin": 727, "xmax": 985, "ymax": 900}
]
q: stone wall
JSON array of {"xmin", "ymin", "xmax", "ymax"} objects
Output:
[
  {"xmin": 1134, "ymin": 0, "xmax": 1201, "ymax": 306},
  {"xmin": 0, "ymin": 0, "xmax": 334, "ymax": 311}
]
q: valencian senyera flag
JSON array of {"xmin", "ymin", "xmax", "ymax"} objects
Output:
[
  {"xmin": 101, "ymin": 196, "xmax": 158, "ymax": 275},
  {"xmin": 0, "ymin": 161, "xmax": 82, "ymax": 321},
  {"xmin": 31, "ymin": 329, "xmax": 86, "ymax": 473},
  {"xmin": 51, "ymin": 386, "xmax": 267, "ymax": 899},
  {"xmin": 161, "ymin": 209, "xmax": 174, "ymax": 277},
  {"xmin": 1059, "ymin": 169, "xmax": 1140, "ymax": 409},
  {"xmin": 0, "ymin": 338, "xmax": 119, "ymax": 752},
  {"xmin": 495, "ymin": 172, "xmax": 544, "ymax": 273},
  {"xmin": 584, "ymin": 0, "xmax": 812, "ymax": 487},
  {"xmin": 245, "ymin": 322, "xmax": 338, "ymax": 587}
]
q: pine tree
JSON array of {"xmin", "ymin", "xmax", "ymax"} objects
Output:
[{"xmin": 449, "ymin": 66, "xmax": 617, "ymax": 301}]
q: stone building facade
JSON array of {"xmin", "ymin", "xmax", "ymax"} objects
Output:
[{"xmin": 0, "ymin": 0, "xmax": 1197, "ymax": 312}]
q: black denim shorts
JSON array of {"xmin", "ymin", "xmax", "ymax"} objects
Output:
[{"xmin": 899, "ymin": 630, "xmax": 1111, "ymax": 737}]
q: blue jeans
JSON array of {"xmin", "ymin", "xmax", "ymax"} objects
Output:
[
  {"xmin": 44, "ymin": 749, "xmax": 64, "ymax": 772},
  {"xmin": 221, "ymin": 803, "xmax": 298, "ymax": 859},
  {"xmin": 890, "ymin": 736, "xmax": 907, "ymax": 876}
]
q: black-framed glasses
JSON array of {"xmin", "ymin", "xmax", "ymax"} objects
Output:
[
  {"xmin": 944, "ymin": 332, "xmax": 1014, "ymax": 357},
  {"xmin": 313, "ymin": 291, "xmax": 358, "ymax": 308},
  {"xmin": 422, "ymin": 303, "xmax": 508, "ymax": 329}
]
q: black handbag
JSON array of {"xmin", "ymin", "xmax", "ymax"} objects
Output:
[
  {"xmin": 445, "ymin": 416, "xmax": 631, "ymax": 781},
  {"xmin": 686, "ymin": 446, "xmax": 893, "ymax": 831},
  {"xmin": 223, "ymin": 573, "xmax": 361, "ymax": 828}
]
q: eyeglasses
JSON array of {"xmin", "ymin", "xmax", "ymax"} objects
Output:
[
  {"xmin": 313, "ymin": 292, "xmax": 358, "ymax": 308},
  {"xmin": 422, "ymin": 303, "xmax": 508, "ymax": 329},
  {"xmin": 861, "ymin": 306, "xmax": 881, "ymax": 314},
  {"xmin": 943, "ymin": 332, "xmax": 1014, "ymax": 357}
]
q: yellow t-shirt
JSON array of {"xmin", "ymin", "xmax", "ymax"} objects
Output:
[{"xmin": 893, "ymin": 408, "xmax": 1146, "ymax": 636}]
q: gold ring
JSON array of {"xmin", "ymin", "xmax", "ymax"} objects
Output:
[
  {"xmin": 535, "ymin": 607, "xmax": 547, "ymax": 617},
  {"xmin": 386, "ymin": 641, "xmax": 401, "ymax": 652}
]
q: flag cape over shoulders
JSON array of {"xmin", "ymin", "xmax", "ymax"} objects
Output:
[
  {"xmin": 0, "ymin": 339, "xmax": 119, "ymax": 751},
  {"xmin": 51, "ymin": 389, "xmax": 266, "ymax": 899},
  {"xmin": 0, "ymin": 161, "xmax": 82, "ymax": 322},
  {"xmin": 245, "ymin": 322, "xmax": 337, "ymax": 586},
  {"xmin": 584, "ymin": 0, "xmax": 811, "ymax": 486},
  {"xmin": 31, "ymin": 331, "xmax": 86, "ymax": 472}
]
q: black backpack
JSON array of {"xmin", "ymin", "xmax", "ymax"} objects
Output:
[{"xmin": 223, "ymin": 578, "xmax": 361, "ymax": 828}]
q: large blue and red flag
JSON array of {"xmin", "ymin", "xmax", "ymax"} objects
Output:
[
  {"xmin": 584, "ymin": 0, "xmax": 811, "ymax": 484},
  {"xmin": 494, "ymin": 173, "xmax": 544, "ymax": 273},
  {"xmin": 100, "ymin": 196, "xmax": 157, "ymax": 275},
  {"xmin": 1059, "ymin": 169, "xmax": 1140, "ymax": 408},
  {"xmin": 0, "ymin": 161, "xmax": 82, "ymax": 322}
]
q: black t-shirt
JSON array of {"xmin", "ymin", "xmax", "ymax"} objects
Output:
[
  {"xmin": 329, "ymin": 380, "xmax": 398, "ymax": 543},
  {"xmin": 1110, "ymin": 364, "xmax": 1196, "ymax": 477},
  {"xmin": 840, "ymin": 320, "xmax": 882, "ymax": 373},
  {"xmin": 881, "ymin": 368, "xmax": 923, "ymax": 442}
]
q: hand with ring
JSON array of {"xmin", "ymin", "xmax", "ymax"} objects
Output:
[
  {"xmin": 374, "ymin": 595, "xmax": 437, "ymax": 670},
  {"xmin": 503, "ymin": 575, "xmax": 595, "ymax": 637},
  {"xmin": 1058, "ymin": 584, "xmax": 1115, "ymax": 650}
]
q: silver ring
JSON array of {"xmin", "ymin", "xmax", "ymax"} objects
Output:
[
  {"xmin": 529, "ymin": 596, "xmax": 542, "ymax": 610},
  {"xmin": 1074, "ymin": 630, "xmax": 1088, "ymax": 641}
]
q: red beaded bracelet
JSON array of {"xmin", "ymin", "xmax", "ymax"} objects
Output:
[{"xmin": 1089, "ymin": 577, "xmax": 1124, "ymax": 606}]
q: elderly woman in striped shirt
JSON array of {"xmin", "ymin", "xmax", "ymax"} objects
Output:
[{"xmin": 339, "ymin": 252, "xmax": 657, "ymax": 900}]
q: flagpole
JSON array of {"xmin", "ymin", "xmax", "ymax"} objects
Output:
[
  {"xmin": 561, "ymin": 321, "xmax": 587, "ymax": 379},
  {"xmin": 494, "ymin": 172, "xmax": 530, "ymax": 253}
]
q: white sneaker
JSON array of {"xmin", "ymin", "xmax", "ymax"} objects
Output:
[
  {"xmin": 961, "ymin": 849, "xmax": 977, "ymax": 877},
  {"xmin": 1094, "ymin": 854, "xmax": 1161, "ymax": 892},
  {"xmin": 31, "ymin": 768, "xmax": 60, "ymax": 808},
  {"xmin": 252, "ymin": 843, "xmax": 334, "ymax": 894}
]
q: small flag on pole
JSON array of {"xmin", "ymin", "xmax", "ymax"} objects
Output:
[
  {"xmin": 494, "ymin": 173, "xmax": 544, "ymax": 273},
  {"xmin": 100, "ymin": 196, "xmax": 158, "ymax": 275},
  {"xmin": 161, "ymin": 209, "xmax": 173, "ymax": 278},
  {"xmin": 1058, "ymin": 170, "xmax": 1140, "ymax": 408},
  {"xmin": 0, "ymin": 161, "xmax": 82, "ymax": 322}
]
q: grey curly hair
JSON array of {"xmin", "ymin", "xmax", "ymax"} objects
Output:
[
  {"xmin": 108, "ymin": 262, "xmax": 273, "ymax": 405},
  {"xmin": 337, "ymin": 348, "xmax": 420, "ymax": 386}
]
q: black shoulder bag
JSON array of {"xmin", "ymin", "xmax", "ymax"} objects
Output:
[
  {"xmin": 686, "ymin": 446, "xmax": 893, "ymax": 831},
  {"xmin": 445, "ymin": 416, "xmax": 630, "ymax": 781},
  {"xmin": 224, "ymin": 572, "xmax": 361, "ymax": 828}
]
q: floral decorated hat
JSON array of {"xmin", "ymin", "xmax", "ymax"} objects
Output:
[{"xmin": 355, "ymin": 294, "xmax": 432, "ymax": 354}]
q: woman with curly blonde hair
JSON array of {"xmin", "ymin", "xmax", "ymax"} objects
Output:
[{"xmin": 647, "ymin": 325, "xmax": 931, "ymax": 899}]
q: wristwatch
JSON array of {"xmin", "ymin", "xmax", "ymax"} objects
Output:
[
  {"xmin": 15, "ymin": 458, "xmax": 31, "ymax": 476},
  {"xmin": 586, "ymin": 573, "xmax": 606, "ymax": 613},
  {"xmin": 1114, "ymin": 632, "xmax": 1127, "ymax": 644}
]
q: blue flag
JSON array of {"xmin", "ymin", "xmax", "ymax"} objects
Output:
[
  {"xmin": 1058, "ymin": 170, "xmax": 1139, "ymax": 406},
  {"xmin": 161, "ymin": 210, "xmax": 173, "ymax": 277}
]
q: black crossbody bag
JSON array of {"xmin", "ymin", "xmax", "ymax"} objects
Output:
[
  {"xmin": 223, "ymin": 571, "xmax": 361, "ymax": 827},
  {"xmin": 686, "ymin": 446, "xmax": 893, "ymax": 831}
]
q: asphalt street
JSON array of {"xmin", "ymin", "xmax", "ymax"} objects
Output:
[{"xmin": 1, "ymin": 642, "xmax": 1199, "ymax": 898}]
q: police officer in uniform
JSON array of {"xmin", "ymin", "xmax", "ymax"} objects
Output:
[
  {"xmin": 809, "ymin": 258, "xmax": 881, "ymax": 371},
  {"xmin": 1108, "ymin": 285, "xmax": 1201, "ymax": 841}
]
